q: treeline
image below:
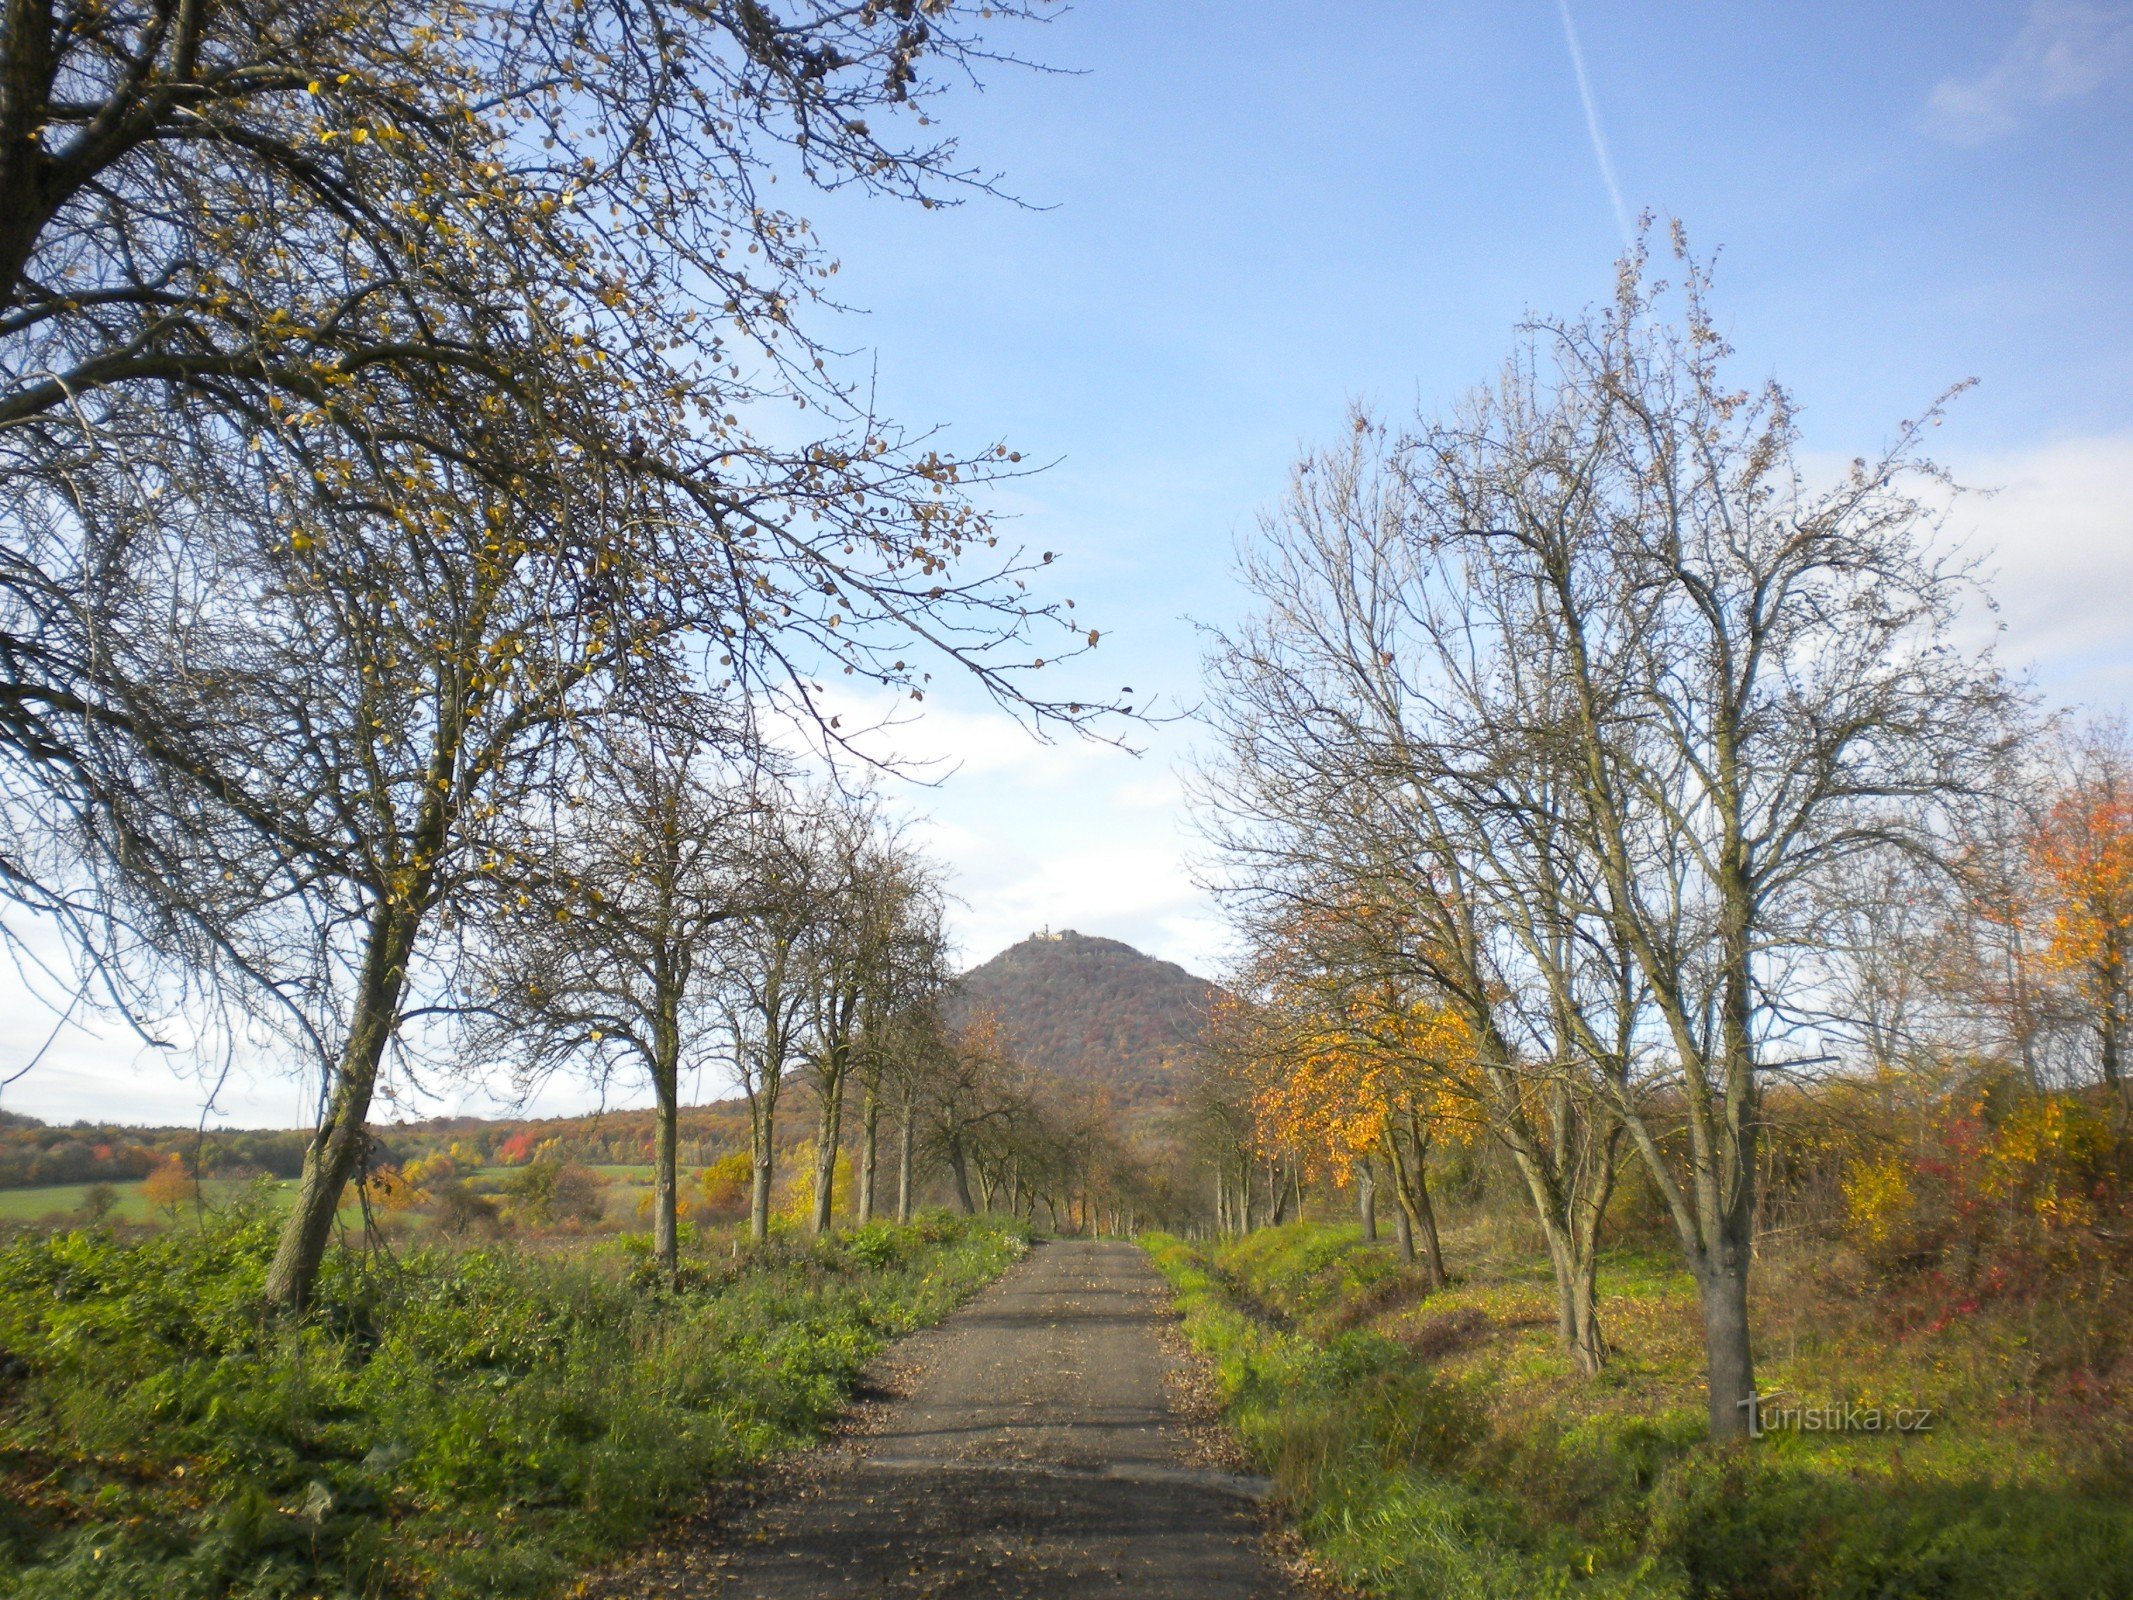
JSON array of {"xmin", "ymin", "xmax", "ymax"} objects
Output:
[
  {"xmin": 0, "ymin": 1114, "xmax": 313, "ymax": 1189},
  {"xmin": 0, "ymin": 0, "xmax": 1109, "ymax": 1311},
  {"xmin": 1186, "ymin": 231, "xmax": 2133, "ymax": 1442}
]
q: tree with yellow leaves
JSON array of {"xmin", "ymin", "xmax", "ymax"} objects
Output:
[
  {"xmin": 141, "ymin": 1155, "xmax": 198, "ymax": 1222},
  {"xmin": 1249, "ymin": 953, "xmax": 1480, "ymax": 1286},
  {"xmin": 2033, "ymin": 723, "xmax": 2133, "ymax": 1116}
]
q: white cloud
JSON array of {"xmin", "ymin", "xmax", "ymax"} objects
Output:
[
  {"xmin": 1922, "ymin": 0, "xmax": 2133, "ymax": 144},
  {"xmin": 1943, "ymin": 431, "xmax": 2133, "ymax": 710}
]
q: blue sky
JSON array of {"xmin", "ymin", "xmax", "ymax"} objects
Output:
[{"xmin": 7, "ymin": 0, "xmax": 2132, "ymax": 1126}]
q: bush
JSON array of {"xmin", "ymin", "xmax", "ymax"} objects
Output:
[{"xmin": 0, "ymin": 1203, "xmax": 1022, "ymax": 1598}]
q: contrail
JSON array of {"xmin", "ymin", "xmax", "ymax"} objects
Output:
[{"xmin": 1556, "ymin": 0, "xmax": 1634, "ymax": 245}]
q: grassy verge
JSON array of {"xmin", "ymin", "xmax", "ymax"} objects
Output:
[
  {"xmin": 1144, "ymin": 1224, "xmax": 2133, "ymax": 1600},
  {"xmin": 0, "ymin": 1197, "xmax": 1023, "ymax": 1599}
]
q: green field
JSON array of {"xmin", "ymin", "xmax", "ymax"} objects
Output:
[{"xmin": 0, "ymin": 1179, "xmax": 299, "ymax": 1225}]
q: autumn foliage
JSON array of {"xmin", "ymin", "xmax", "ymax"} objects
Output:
[{"xmin": 2032, "ymin": 740, "xmax": 2133, "ymax": 1109}]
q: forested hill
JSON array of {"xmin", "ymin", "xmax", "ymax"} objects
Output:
[{"xmin": 952, "ymin": 930, "xmax": 1219, "ymax": 1109}]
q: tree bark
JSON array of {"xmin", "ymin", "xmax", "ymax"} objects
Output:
[
  {"xmin": 810, "ymin": 1056, "xmax": 846, "ymax": 1235},
  {"xmin": 857, "ymin": 1079, "xmax": 880, "ymax": 1223},
  {"xmin": 896, "ymin": 1087, "xmax": 915, "ymax": 1223},
  {"xmin": 747, "ymin": 1064, "xmax": 782, "ymax": 1244},
  {"xmin": 1357, "ymin": 1156, "xmax": 1378, "ymax": 1242},
  {"xmin": 651, "ymin": 1007, "xmax": 682, "ymax": 1280},
  {"xmin": 947, "ymin": 1135, "xmax": 975, "ymax": 1214},
  {"xmin": 1697, "ymin": 1246, "xmax": 1756, "ymax": 1439},
  {"xmin": 264, "ymin": 902, "xmax": 420, "ymax": 1310},
  {"xmin": 1390, "ymin": 1188, "xmax": 1416, "ymax": 1262}
]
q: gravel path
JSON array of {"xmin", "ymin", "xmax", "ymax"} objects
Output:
[{"xmin": 589, "ymin": 1237, "xmax": 1292, "ymax": 1599}]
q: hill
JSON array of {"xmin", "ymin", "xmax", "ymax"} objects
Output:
[{"xmin": 952, "ymin": 929, "xmax": 1219, "ymax": 1110}]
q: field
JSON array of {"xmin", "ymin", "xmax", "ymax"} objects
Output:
[
  {"xmin": 0, "ymin": 1163, "xmax": 660, "ymax": 1230},
  {"xmin": 1146, "ymin": 1221, "xmax": 2133, "ymax": 1600},
  {"xmin": 0, "ymin": 1184, "xmax": 158, "ymax": 1224},
  {"xmin": 0, "ymin": 1204, "xmax": 1025, "ymax": 1599}
]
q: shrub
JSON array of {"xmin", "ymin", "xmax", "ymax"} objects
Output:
[{"xmin": 0, "ymin": 1205, "xmax": 1022, "ymax": 1598}]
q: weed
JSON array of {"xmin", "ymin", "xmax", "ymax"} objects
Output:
[{"xmin": 0, "ymin": 1201, "xmax": 1022, "ymax": 1598}]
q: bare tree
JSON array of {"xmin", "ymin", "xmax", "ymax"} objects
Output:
[
  {"xmin": 472, "ymin": 723, "xmax": 764, "ymax": 1278},
  {"xmin": 1197, "ymin": 434, "xmax": 1629, "ymax": 1373},
  {"xmin": 852, "ymin": 860, "xmax": 951, "ymax": 1225},
  {"xmin": 795, "ymin": 801, "xmax": 945, "ymax": 1234},
  {"xmin": 1388, "ymin": 233, "xmax": 2008, "ymax": 1435}
]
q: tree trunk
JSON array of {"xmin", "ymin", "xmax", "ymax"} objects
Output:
[
  {"xmin": 896, "ymin": 1085, "xmax": 915, "ymax": 1223},
  {"xmin": 810, "ymin": 1062, "xmax": 845, "ymax": 1236},
  {"xmin": 1408, "ymin": 1153, "xmax": 1446, "ymax": 1287},
  {"xmin": 1390, "ymin": 1190, "xmax": 1416, "ymax": 1261},
  {"xmin": 1357, "ymin": 1157, "xmax": 1378, "ymax": 1242},
  {"xmin": 749, "ymin": 1151, "xmax": 774, "ymax": 1242},
  {"xmin": 264, "ymin": 903, "xmax": 418, "ymax": 1311},
  {"xmin": 857, "ymin": 1080, "xmax": 880, "ymax": 1223},
  {"xmin": 2101, "ymin": 929, "xmax": 2128, "ymax": 1118},
  {"xmin": 1697, "ymin": 1244, "xmax": 1756, "ymax": 1439},
  {"xmin": 651, "ymin": 1015, "xmax": 681, "ymax": 1280},
  {"xmin": 747, "ymin": 1075, "xmax": 781, "ymax": 1246},
  {"xmin": 947, "ymin": 1136, "xmax": 975, "ymax": 1214}
]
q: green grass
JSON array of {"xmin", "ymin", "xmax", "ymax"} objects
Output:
[
  {"xmin": 0, "ymin": 1180, "xmax": 305, "ymax": 1226},
  {"xmin": 1145, "ymin": 1223, "xmax": 2133, "ymax": 1600},
  {"xmin": 0, "ymin": 1192, "xmax": 1023, "ymax": 1599},
  {"xmin": 0, "ymin": 1184, "xmax": 157, "ymax": 1224}
]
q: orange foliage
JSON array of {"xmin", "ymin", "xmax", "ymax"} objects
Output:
[
  {"xmin": 140, "ymin": 1156, "xmax": 197, "ymax": 1217},
  {"xmin": 2033, "ymin": 769, "xmax": 2133, "ymax": 984},
  {"xmin": 1250, "ymin": 976, "xmax": 1480, "ymax": 1181}
]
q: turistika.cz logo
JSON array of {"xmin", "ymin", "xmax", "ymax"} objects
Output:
[{"xmin": 1738, "ymin": 1392, "xmax": 1938, "ymax": 1439}]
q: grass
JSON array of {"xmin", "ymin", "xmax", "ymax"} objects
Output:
[
  {"xmin": 0, "ymin": 1184, "xmax": 157, "ymax": 1224},
  {"xmin": 0, "ymin": 1180, "xmax": 306, "ymax": 1226},
  {"xmin": 0, "ymin": 1190, "xmax": 1023, "ymax": 1599},
  {"xmin": 1144, "ymin": 1221, "xmax": 2133, "ymax": 1600}
]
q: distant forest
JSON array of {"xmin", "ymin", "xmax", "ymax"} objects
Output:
[{"xmin": 0, "ymin": 1103, "xmax": 765, "ymax": 1190}]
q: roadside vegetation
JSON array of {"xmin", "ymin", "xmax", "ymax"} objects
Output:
[
  {"xmin": 1148, "ymin": 1198, "xmax": 2133, "ymax": 1600},
  {"xmin": 0, "ymin": 1200, "xmax": 1023, "ymax": 1600}
]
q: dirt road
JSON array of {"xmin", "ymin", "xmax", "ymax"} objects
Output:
[{"xmin": 592, "ymin": 1238, "xmax": 1291, "ymax": 1599}]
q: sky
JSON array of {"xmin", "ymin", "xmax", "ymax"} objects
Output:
[{"xmin": 6, "ymin": 0, "xmax": 2132, "ymax": 1127}]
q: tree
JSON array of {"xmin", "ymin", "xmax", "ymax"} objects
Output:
[
  {"xmin": 922, "ymin": 1004, "xmax": 1020, "ymax": 1214},
  {"xmin": 2, "ymin": 0, "xmax": 1103, "ymax": 1313},
  {"xmin": 811, "ymin": 814, "xmax": 948, "ymax": 1231},
  {"xmin": 75, "ymin": 1181, "xmax": 118, "ymax": 1223},
  {"xmin": 2033, "ymin": 721, "xmax": 2133, "ymax": 1115},
  {"xmin": 1198, "ymin": 231, "xmax": 2012, "ymax": 1432},
  {"xmin": 140, "ymin": 1155, "xmax": 196, "ymax": 1220},
  {"xmin": 793, "ymin": 798, "xmax": 945, "ymax": 1235},
  {"xmin": 1197, "ymin": 433, "xmax": 1631, "ymax": 1372},
  {"xmin": 712, "ymin": 798, "xmax": 829, "ymax": 1242},
  {"xmin": 474, "ymin": 725, "xmax": 758, "ymax": 1278},
  {"xmin": 1394, "ymin": 235, "xmax": 2005, "ymax": 1433}
]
